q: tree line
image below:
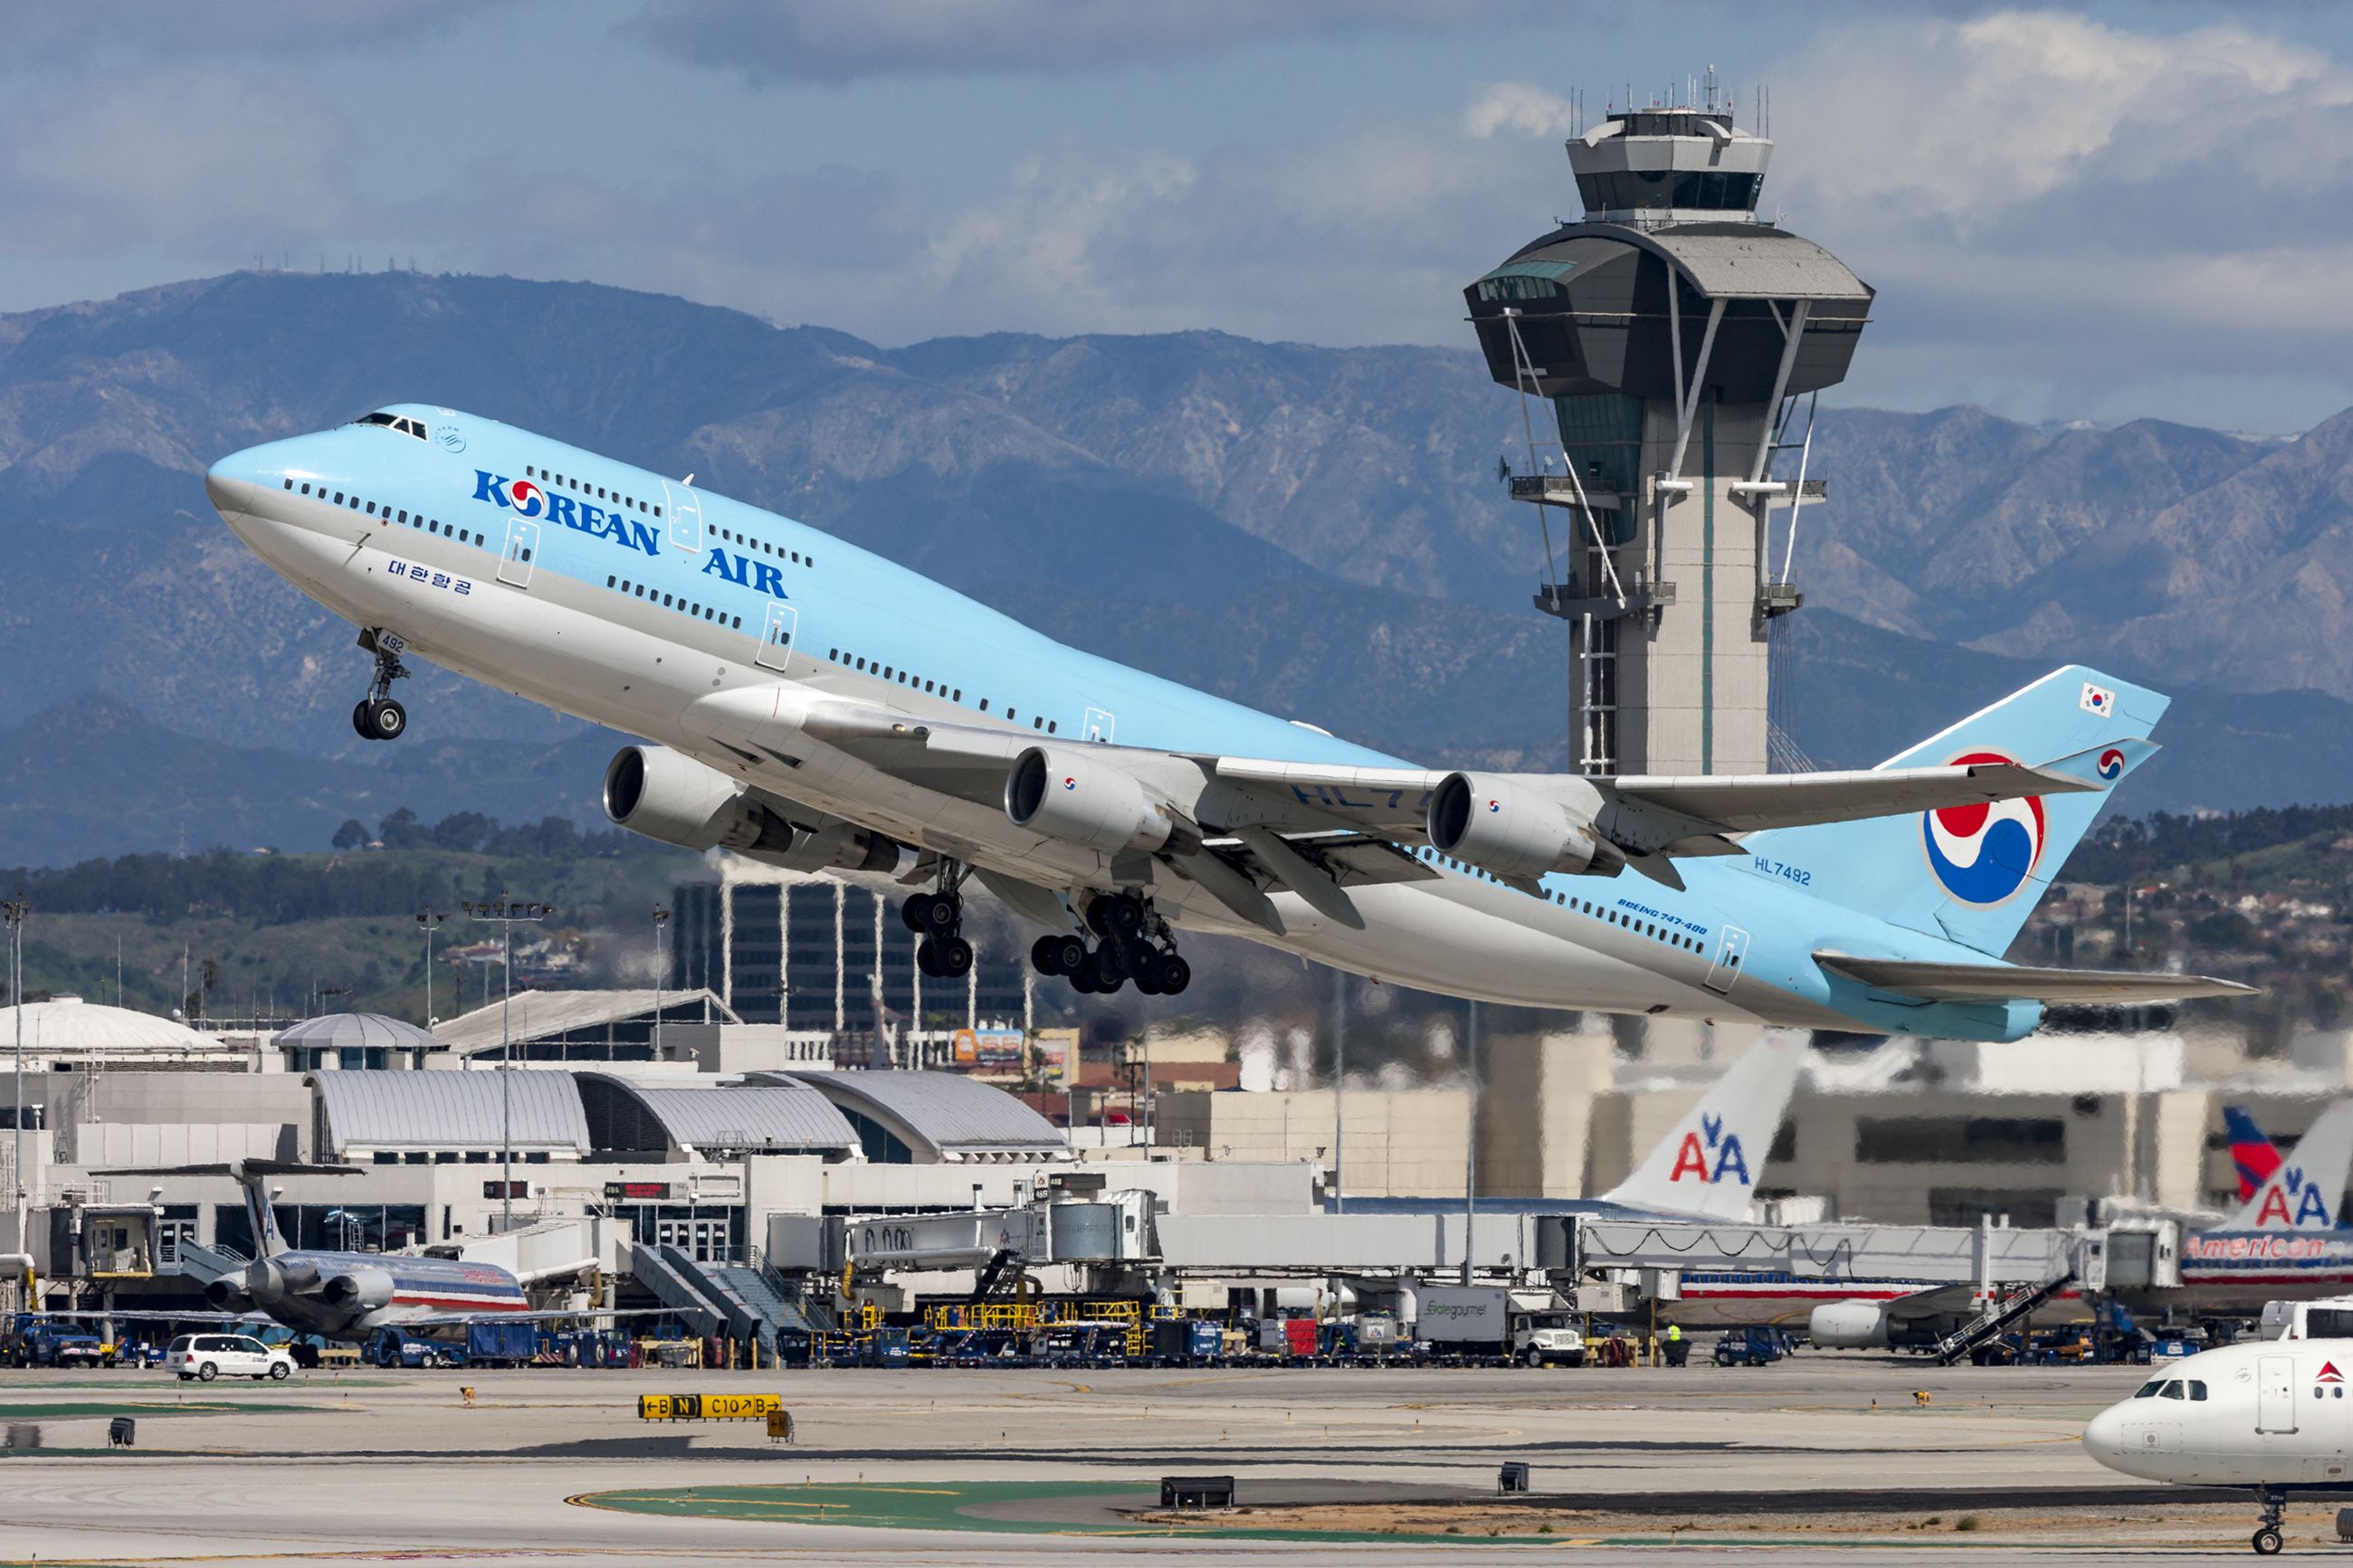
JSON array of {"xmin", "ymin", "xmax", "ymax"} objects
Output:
[
  {"xmin": 2068, "ymin": 803, "xmax": 2353, "ymax": 885},
  {"xmin": 3, "ymin": 810, "xmax": 660, "ymax": 923}
]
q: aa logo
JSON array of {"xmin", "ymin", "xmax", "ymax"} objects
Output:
[
  {"xmin": 1668, "ymin": 1112, "xmax": 1751, "ymax": 1186},
  {"xmin": 2256, "ymin": 1164, "xmax": 2336, "ymax": 1229}
]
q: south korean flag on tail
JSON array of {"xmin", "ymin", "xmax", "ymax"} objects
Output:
[{"xmin": 2079, "ymin": 681, "xmax": 2116, "ymax": 719}]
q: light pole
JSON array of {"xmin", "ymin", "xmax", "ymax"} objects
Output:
[
  {"xmin": 5, "ymin": 896, "xmax": 27, "ymax": 1241},
  {"xmin": 463, "ymin": 898, "xmax": 554, "ymax": 1234},
  {"xmin": 652, "ymin": 904, "xmax": 670, "ymax": 1061},
  {"xmin": 416, "ymin": 909, "xmax": 445, "ymax": 1028}
]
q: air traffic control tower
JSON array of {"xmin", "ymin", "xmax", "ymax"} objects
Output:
[{"xmin": 1464, "ymin": 90, "xmax": 1872, "ymax": 777}]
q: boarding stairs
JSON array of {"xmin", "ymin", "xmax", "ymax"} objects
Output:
[
  {"xmin": 632, "ymin": 1242, "xmax": 820, "ymax": 1344},
  {"xmin": 165, "ymin": 1241, "xmax": 245, "ymax": 1286},
  {"xmin": 1933, "ymin": 1271, "xmax": 2075, "ymax": 1365}
]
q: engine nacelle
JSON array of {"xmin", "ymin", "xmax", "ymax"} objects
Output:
[
  {"xmin": 603, "ymin": 746, "xmax": 796, "ymax": 855},
  {"xmin": 750, "ymin": 822, "xmax": 919, "ymax": 879},
  {"xmin": 1426, "ymin": 773, "xmax": 1622, "ymax": 879},
  {"xmin": 1005, "ymin": 746, "xmax": 1190, "ymax": 854},
  {"xmin": 204, "ymin": 1273, "xmax": 256, "ymax": 1313},
  {"xmin": 1807, "ymin": 1300, "xmax": 1893, "ymax": 1349},
  {"xmin": 319, "ymin": 1268, "xmax": 396, "ymax": 1313},
  {"xmin": 243, "ymin": 1256, "xmax": 319, "ymax": 1307}
]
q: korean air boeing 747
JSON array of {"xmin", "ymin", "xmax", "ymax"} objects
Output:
[{"xmin": 203, "ymin": 405, "xmax": 2246, "ymax": 1037}]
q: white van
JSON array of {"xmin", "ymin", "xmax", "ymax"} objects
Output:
[{"xmin": 167, "ymin": 1333, "xmax": 295, "ymax": 1383}]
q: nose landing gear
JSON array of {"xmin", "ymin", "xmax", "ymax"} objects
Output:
[
  {"xmin": 352, "ymin": 630, "xmax": 410, "ymax": 742},
  {"xmin": 2252, "ymin": 1485, "xmax": 2284, "ymax": 1554},
  {"xmin": 1028, "ymin": 892, "xmax": 1190, "ymax": 996}
]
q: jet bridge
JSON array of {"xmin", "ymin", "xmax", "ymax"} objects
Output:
[
  {"xmin": 843, "ymin": 1192, "xmax": 1157, "ymax": 1274},
  {"xmin": 1579, "ymin": 1217, "xmax": 2091, "ymax": 1289}
]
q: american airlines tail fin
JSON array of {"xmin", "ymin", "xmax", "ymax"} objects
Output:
[
  {"xmin": 1602, "ymin": 1031, "xmax": 1806, "ymax": 1221},
  {"xmin": 2221, "ymin": 1102, "xmax": 2353, "ymax": 1232},
  {"xmin": 1741, "ymin": 666, "xmax": 2164, "ymax": 957},
  {"xmin": 102, "ymin": 1159, "xmax": 357, "ymax": 1259},
  {"xmin": 2224, "ymin": 1106, "xmax": 2284, "ymax": 1203}
]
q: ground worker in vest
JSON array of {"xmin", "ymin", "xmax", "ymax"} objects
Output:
[{"xmin": 1665, "ymin": 1323, "xmax": 1685, "ymax": 1367}]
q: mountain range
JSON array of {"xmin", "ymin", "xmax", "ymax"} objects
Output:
[{"xmin": 3, "ymin": 269, "xmax": 2349, "ymax": 868}]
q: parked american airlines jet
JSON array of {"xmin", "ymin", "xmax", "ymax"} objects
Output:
[{"xmin": 203, "ymin": 407, "xmax": 2247, "ymax": 1034}]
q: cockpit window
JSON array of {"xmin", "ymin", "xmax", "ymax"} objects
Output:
[
  {"xmin": 355, "ymin": 411, "xmax": 429, "ymax": 441},
  {"xmin": 2190, "ymin": 1381, "xmax": 2208, "ymax": 1401},
  {"xmin": 2133, "ymin": 1379, "xmax": 2166, "ymax": 1398},
  {"xmin": 2158, "ymin": 1380, "xmax": 2186, "ymax": 1400}
]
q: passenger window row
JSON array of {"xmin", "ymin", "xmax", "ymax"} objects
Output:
[
  {"xmin": 288, "ymin": 480, "xmax": 485, "ymax": 547},
  {"xmin": 1412, "ymin": 843, "xmax": 1710, "ymax": 952},
  {"xmin": 609, "ymin": 575, "xmax": 743, "ymax": 631},
  {"xmin": 715, "ymin": 523, "xmax": 814, "ymax": 570},
  {"xmin": 526, "ymin": 463, "xmax": 661, "ymax": 519},
  {"xmin": 826, "ymin": 647, "xmax": 1069, "ymax": 732}
]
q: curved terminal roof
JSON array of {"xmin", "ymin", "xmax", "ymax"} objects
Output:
[
  {"xmin": 576, "ymin": 1074, "xmax": 857, "ymax": 1157},
  {"xmin": 763, "ymin": 1069, "xmax": 1066, "ymax": 1162},
  {"xmin": 309, "ymin": 1069, "xmax": 591, "ymax": 1156},
  {"xmin": 276, "ymin": 1012, "xmax": 440, "ymax": 1052},
  {"xmin": 0, "ymin": 999, "xmax": 218, "ymax": 1057}
]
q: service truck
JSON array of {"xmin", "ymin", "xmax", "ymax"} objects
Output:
[{"xmin": 1415, "ymin": 1287, "xmax": 1587, "ymax": 1367}]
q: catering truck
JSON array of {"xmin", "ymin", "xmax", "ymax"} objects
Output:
[{"xmin": 1415, "ymin": 1287, "xmax": 1586, "ymax": 1367}]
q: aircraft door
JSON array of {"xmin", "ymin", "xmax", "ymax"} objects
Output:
[
  {"xmin": 1083, "ymin": 707, "xmax": 1116, "ymax": 744},
  {"xmin": 497, "ymin": 518, "xmax": 539, "ymax": 587},
  {"xmin": 756, "ymin": 603, "xmax": 797, "ymax": 672},
  {"xmin": 2259, "ymin": 1354, "xmax": 2298, "ymax": 1433},
  {"xmin": 663, "ymin": 480, "xmax": 704, "ymax": 555},
  {"xmin": 1703, "ymin": 926, "xmax": 1750, "ymax": 995}
]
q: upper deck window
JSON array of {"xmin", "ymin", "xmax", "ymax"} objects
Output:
[{"xmin": 355, "ymin": 411, "xmax": 429, "ymax": 441}]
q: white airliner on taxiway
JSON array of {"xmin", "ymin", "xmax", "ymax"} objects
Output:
[
  {"xmin": 2085, "ymin": 1313, "xmax": 2353, "ymax": 1554},
  {"xmin": 204, "ymin": 406, "xmax": 2247, "ymax": 1035}
]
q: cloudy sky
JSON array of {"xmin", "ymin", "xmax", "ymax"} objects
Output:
[{"xmin": 8, "ymin": 1, "xmax": 2350, "ymax": 432}]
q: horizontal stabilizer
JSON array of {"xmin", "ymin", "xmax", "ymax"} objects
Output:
[
  {"xmin": 1816, "ymin": 953, "xmax": 2255, "ymax": 1004},
  {"xmin": 1609, "ymin": 760, "xmax": 2096, "ymax": 840}
]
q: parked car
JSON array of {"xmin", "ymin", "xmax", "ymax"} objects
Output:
[{"xmin": 167, "ymin": 1333, "xmax": 295, "ymax": 1383}]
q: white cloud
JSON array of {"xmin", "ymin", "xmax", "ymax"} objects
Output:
[{"xmin": 1462, "ymin": 81, "xmax": 1577, "ymax": 141}]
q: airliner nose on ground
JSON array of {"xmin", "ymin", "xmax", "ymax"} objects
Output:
[{"xmin": 2080, "ymin": 1402, "xmax": 2139, "ymax": 1477}]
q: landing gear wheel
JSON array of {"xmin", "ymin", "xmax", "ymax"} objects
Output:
[
  {"xmin": 1091, "ymin": 938, "xmax": 1133, "ymax": 984},
  {"xmin": 1132, "ymin": 960, "xmax": 1164, "ymax": 996},
  {"xmin": 2253, "ymin": 1526, "xmax": 2282, "ymax": 1555},
  {"xmin": 351, "ymin": 700, "xmax": 372, "ymax": 738},
  {"xmin": 1068, "ymin": 960, "xmax": 1100, "ymax": 995},
  {"xmin": 1155, "ymin": 953, "xmax": 1192, "ymax": 995},
  {"xmin": 931, "ymin": 936, "xmax": 973, "ymax": 978},
  {"xmin": 1105, "ymin": 894, "xmax": 1147, "ymax": 937},
  {"xmin": 1031, "ymin": 935, "xmax": 1066, "ymax": 974},
  {"xmin": 360, "ymin": 698, "xmax": 406, "ymax": 741},
  {"xmin": 901, "ymin": 896, "xmax": 932, "ymax": 935},
  {"xmin": 916, "ymin": 939, "xmax": 941, "ymax": 977}
]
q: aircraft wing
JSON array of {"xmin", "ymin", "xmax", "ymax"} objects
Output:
[
  {"xmin": 26, "ymin": 1307, "xmax": 265, "ymax": 1324},
  {"xmin": 1817, "ymin": 953, "xmax": 2256, "ymax": 1003},
  {"xmin": 1876, "ymin": 1284, "xmax": 1983, "ymax": 1320},
  {"xmin": 787, "ymin": 701, "xmax": 2082, "ymax": 848}
]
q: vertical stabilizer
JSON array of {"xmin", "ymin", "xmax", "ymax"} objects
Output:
[
  {"xmin": 1603, "ymin": 1031, "xmax": 1806, "ymax": 1221},
  {"xmin": 231, "ymin": 1160, "xmax": 286, "ymax": 1259},
  {"xmin": 1742, "ymin": 666, "xmax": 2164, "ymax": 956},
  {"xmin": 2221, "ymin": 1102, "xmax": 2353, "ymax": 1231},
  {"xmin": 2223, "ymin": 1105, "xmax": 2283, "ymax": 1204}
]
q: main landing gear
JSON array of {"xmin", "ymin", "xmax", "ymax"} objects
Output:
[
  {"xmin": 351, "ymin": 630, "xmax": 410, "ymax": 742},
  {"xmin": 2251, "ymin": 1485, "xmax": 2285, "ymax": 1555},
  {"xmin": 903, "ymin": 867, "xmax": 975, "ymax": 980},
  {"xmin": 1030, "ymin": 892, "xmax": 1190, "ymax": 997}
]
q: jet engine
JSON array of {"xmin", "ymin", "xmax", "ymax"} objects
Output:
[
  {"xmin": 603, "ymin": 746, "xmax": 796, "ymax": 855},
  {"xmin": 604, "ymin": 746, "xmax": 913, "ymax": 876},
  {"xmin": 1426, "ymin": 774, "xmax": 1624, "ymax": 879},
  {"xmin": 319, "ymin": 1268, "xmax": 396, "ymax": 1313},
  {"xmin": 204, "ymin": 1273, "xmax": 257, "ymax": 1313},
  {"xmin": 1806, "ymin": 1300, "xmax": 1893, "ymax": 1349},
  {"xmin": 245, "ymin": 1256, "xmax": 319, "ymax": 1306},
  {"xmin": 1005, "ymin": 746, "xmax": 1194, "ymax": 854}
]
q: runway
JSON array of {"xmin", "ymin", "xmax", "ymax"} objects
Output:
[{"xmin": 0, "ymin": 1355, "xmax": 2292, "ymax": 1563}]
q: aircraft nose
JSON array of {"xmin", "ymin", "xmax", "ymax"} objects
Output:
[
  {"xmin": 205, "ymin": 438, "xmax": 309, "ymax": 524},
  {"xmin": 2082, "ymin": 1403, "xmax": 2129, "ymax": 1469}
]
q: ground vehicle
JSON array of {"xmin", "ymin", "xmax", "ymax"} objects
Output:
[
  {"xmin": 168, "ymin": 1333, "xmax": 295, "ymax": 1382},
  {"xmin": 5, "ymin": 1317, "xmax": 109, "ymax": 1369},
  {"xmin": 1418, "ymin": 1288, "xmax": 1587, "ymax": 1366},
  {"xmin": 1714, "ymin": 1326, "xmax": 1786, "ymax": 1366}
]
